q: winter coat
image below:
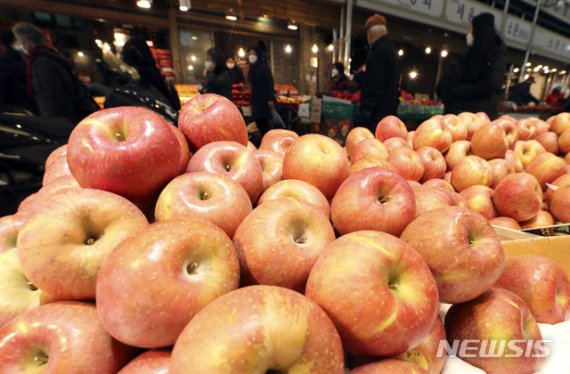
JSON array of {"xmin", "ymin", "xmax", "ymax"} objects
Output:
[{"xmin": 249, "ymin": 60, "xmax": 275, "ymax": 120}]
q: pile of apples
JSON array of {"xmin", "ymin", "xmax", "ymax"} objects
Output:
[{"xmin": 0, "ymin": 93, "xmax": 569, "ymax": 374}]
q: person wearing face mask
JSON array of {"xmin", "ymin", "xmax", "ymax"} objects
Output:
[
  {"xmin": 247, "ymin": 41, "xmax": 276, "ymax": 135},
  {"xmin": 328, "ymin": 62, "xmax": 358, "ymax": 92},
  {"xmin": 0, "ymin": 28, "xmax": 37, "ymax": 113},
  {"xmin": 438, "ymin": 12, "xmax": 506, "ymax": 119},
  {"xmin": 202, "ymin": 48, "xmax": 232, "ymax": 100},
  {"xmin": 358, "ymin": 14, "xmax": 401, "ymax": 132},
  {"xmin": 226, "ymin": 56, "xmax": 245, "ymax": 85}
]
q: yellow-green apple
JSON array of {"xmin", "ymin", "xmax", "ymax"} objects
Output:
[
  {"xmin": 413, "ymin": 118, "xmax": 453, "ymax": 152},
  {"xmin": 494, "ymin": 118, "xmax": 519, "ymax": 149},
  {"xmin": 401, "ymin": 207, "xmax": 504, "ymax": 303},
  {"xmin": 388, "ymin": 148, "xmax": 425, "ymax": 181},
  {"xmin": 514, "ymin": 140, "xmax": 546, "ymax": 168},
  {"xmin": 305, "ymin": 231, "xmax": 439, "ymax": 356},
  {"xmin": 505, "ymin": 149, "xmax": 524, "ymax": 172},
  {"xmin": 233, "ymin": 198, "xmax": 334, "ymax": 291},
  {"xmin": 550, "ymin": 112, "xmax": 570, "ymax": 136},
  {"xmin": 0, "ymin": 301, "xmax": 135, "ymax": 373},
  {"xmin": 444, "ymin": 140, "xmax": 471, "ymax": 171},
  {"xmin": 97, "ymin": 219, "xmax": 239, "ymax": 348},
  {"xmin": 247, "ymin": 141, "xmax": 257, "ymax": 151},
  {"xmin": 525, "ymin": 152, "xmax": 567, "ymax": 190},
  {"xmin": 471, "ymin": 122, "xmax": 509, "ymax": 160},
  {"xmin": 119, "ymin": 350, "xmax": 171, "ymax": 374},
  {"xmin": 346, "ymin": 127, "xmax": 374, "ymax": 157},
  {"xmin": 492, "ymin": 173, "xmax": 542, "ymax": 222},
  {"xmin": 282, "ymin": 134, "xmax": 349, "ymax": 200},
  {"xmin": 535, "ymin": 132, "xmax": 559, "ymax": 154},
  {"xmin": 444, "ymin": 288, "xmax": 545, "ymax": 374},
  {"xmin": 395, "ymin": 317, "xmax": 446, "ymax": 374},
  {"xmin": 259, "ymin": 129, "xmax": 299, "ymax": 156},
  {"xmin": 489, "ymin": 159, "xmax": 514, "ymax": 188},
  {"xmin": 16, "ymin": 188, "xmax": 148, "ymax": 300},
  {"xmin": 384, "ymin": 136, "xmax": 412, "ymax": 152},
  {"xmin": 443, "ymin": 114, "xmax": 468, "ymax": 141},
  {"xmin": 331, "ymin": 168, "xmax": 416, "ymax": 236},
  {"xmin": 417, "ymin": 147, "xmax": 446, "ymax": 182},
  {"xmin": 375, "ymin": 115, "xmax": 407, "ymax": 141},
  {"xmin": 460, "ymin": 185, "xmax": 497, "ymax": 220},
  {"xmin": 0, "ymin": 215, "xmax": 21, "ymax": 253},
  {"xmin": 516, "ymin": 118, "xmax": 537, "ymax": 140},
  {"xmin": 458, "ymin": 112, "xmax": 486, "ymax": 140},
  {"xmin": 559, "ymin": 128, "xmax": 570, "ymax": 154},
  {"xmin": 422, "ymin": 178, "xmax": 455, "ymax": 193},
  {"xmin": 186, "ymin": 141, "xmax": 263, "ymax": 202},
  {"xmin": 170, "ymin": 125, "xmax": 191, "ymax": 173},
  {"xmin": 414, "ymin": 186, "xmax": 463, "ymax": 217},
  {"xmin": 495, "ymin": 255, "xmax": 570, "ymax": 324},
  {"xmin": 170, "ymin": 285, "xmax": 344, "ymax": 373},
  {"xmin": 450, "ymin": 156, "xmax": 493, "ymax": 191},
  {"xmin": 349, "ymin": 158, "xmax": 396, "ymax": 175},
  {"xmin": 179, "ymin": 93, "xmax": 248, "ymax": 151},
  {"xmin": 550, "ymin": 184, "xmax": 570, "ymax": 223},
  {"xmin": 520, "ymin": 210, "xmax": 554, "ymax": 229},
  {"xmin": 489, "ymin": 216, "xmax": 522, "ymax": 230},
  {"xmin": 351, "ymin": 359, "xmax": 428, "ymax": 373},
  {"xmin": 351, "ymin": 138, "xmax": 389, "ymax": 163},
  {"xmin": 67, "ymin": 107, "xmax": 182, "ymax": 203},
  {"xmin": 155, "ymin": 172, "xmax": 252, "ymax": 237},
  {"xmin": 252, "ymin": 149, "xmax": 284, "ymax": 190},
  {"xmin": 257, "ymin": 180, "xmax": 330, "ymax": 218},
  {"xmin": 43, "ymin": 145, "xmax": 74, "ymax": 185},
  {"xmin": 545, "ymin": 173, "xmax": 570, "ymax": 203},
  {"xmin": 0, "ymin": 249, "xmax": 42, "ymax": 326}
]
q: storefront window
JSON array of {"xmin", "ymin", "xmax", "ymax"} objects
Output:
[{"xmin": 179, "ymin": 29, "xmax": 213, "ymax": 84}]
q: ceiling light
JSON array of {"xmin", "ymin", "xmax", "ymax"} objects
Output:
[
  {"xmin": 226, "ymin": 14, "xmax": 238, "ymax": 21},
  {"xmin": 327, "ymin": 44, "xmax": 334, "ymax": 52},
  {"xmin": 77, "ymin": 51, "xmax": 84, "ymax": 57},
  {"xmin": 398, "ymin": 49, "xmax": 404, "ymax": 56},
  {"xmin": 136, "ymin": 0, "xmax": 151, "ymax": 9},
  {"xmin": 425, "ymin": 47, "xmax": 432, "ymax": 54},
  {"xmin": 284, "ymin": 44, "xmax": 293, "ymax": 54},
  {"xmin": 513, "ymin": 67, "xmax": 520, "ymax": 73},
  {"xmin": 190, "ymin": 55, "xmax": 197, "ymax": 62},
  {"xmin": 409, "ymin": 70, "xmax": 418, "ymax": 79},
  {"xmin": 526, "ymin": 62, "xmax": 532, "ymax": 67},
  {"xmin": 560, "ymin": 70, "xmax": 567, "ymax": 75},
  {"xmin": 441, "ymin": 49, "xmax": 448, "ymax": 58},
  {"xmin": 179, "ymin": 0, "xmax": 190, "ymax": 12},
  {"xmin": 288, "ymin": 20, "xmax": 298, "ymax": 31},
  {"xmin": 191, "ymin": 36, "xmax": 198, "ymax": 40},
  {"xmin": 95, "ymin": 39, "xmax": 103, "ymax": 48},
  {"xmin": 238, "ymin": 48, "xmax": 245, "ymax": 58},
  {"xmin": 187, "ymin": 65, "xmax": 194, "ymax": 70},
  {"xmin": 311, "ymin": 44, "xmax": 318, "ymax": 54}
]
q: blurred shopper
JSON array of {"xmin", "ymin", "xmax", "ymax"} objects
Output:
[
  {"xmin": 509, "ymin": 76, "xmax": 540, "ymax": 106},
  {"xmin": 248, "ymin": 41, "xmax": 276, "ymax": 135},
  {"xmin": 12, "ymin": 22, "xmax": 96, "ymax": 123},
  {"xmin": 328, "ymin": 62, "xmax": 358, "ymax": 92},
  {"xmin": 227, "ymin": 56, "xmax": 245, "ymax": 84},
  {"xmin": 439, "ymin": 12, "xmax": 506, "ymax": 119},
  {"xmin": 546, "ymin": 86, "xmax": 564, "ymax": 106},
  {"xmin": 122, "ymin": 28, "xmax": 180, "ymax": 110},
  {"xmin": 359, "ymin": 14, "xmax": 401, "ymax": 132},
  {"xmin": 0, "ymin": 29, "xmax": 37, "ymax": 113},
  {"xmin": 202, "ymin": 48, "xmax": 232, "ymax": 100}
]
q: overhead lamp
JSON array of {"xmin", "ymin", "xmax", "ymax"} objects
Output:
[
  {"xmin": 187, "ymin": 65, "xmax": 194, "ymax": 70},
  {"xmin": 560, "ymin": 70, "xmax": 567, "ymax": 75},
  {"xmin": 113, "ymin": 31, "xmax": 127, "ymax": 48},
  {"xmin": 425, "ymin": 46, "xmax": 432, "ymax": 54},
  {"xmin": 191, "ymin": 55, "xmax": 197, "ymax": 62},
  {"xmin": 284, "ymin": 44, "xmax": 293, "ymax": 54},
  {"xmin": 551, "ymin": 68, "xmax": 558, "ymax": 72},
  {"xmin": 238, "ymin": 48, "xmax": 245, "ymax": 58},
  {"xmin": 77, "ymin": 51, "xmax": 84, "ymax": 57},
  {"xmin": 311, "ymin": 44, "xmax": 318, "ymax": 54},
  {"xmin": 534, "ymin": 66, "xmax": 541, "ymax": 72},
  {"xmin": 398, "ymin": 49, "xmax": 404, "ymax": 56},
  {"xmin": 136, "ymin": 0, "xmax": 151, "ymax": 9},
  {"xmin": 526, "ymin": 62, "xmax": 532, "ymax": 67},
  {"xmin": 327, "ymin": 44, "xmax": 334, "ymax": 52},
  {"xmin": 409, "ymin": 70, "xmax": 418, "ymax": 79},
  {"xmin": 179, "ymin": 0, "xmax": 190, "ymax": 12},
  {"xmin": 95, "ymin": 39, "xmax": 103, "ymax": 48},
  {"xmin": 524, "ymin": 74, "xmax": 530, "ymax": 80},
  {"xmin": 191, "ymin": 36, "xmax": 198, "ymax": 40},
  {"xmin": 225, "ymin": 10, "xmax": 238, "ymax": 21},
  {"xmin": 288, "ymin": 20, "xmax": 298, "ymax": 31},
  {"xmin": 513, "ymin": 67, "xmax": 520, "ymax": 73},
  {"xmin": 102, "ymin": 42, "xmax": 111, "ymax": 52},
  {"xmin": 441, "ymin": 49, "xmax": 448, "ymax": 58}
]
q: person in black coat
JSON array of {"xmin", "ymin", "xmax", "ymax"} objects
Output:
[
  {"xmin": 509, "ymin": 77, "xmax": 540, "ymax": 106},
  {"xmin": 0, "ymin": 29, "xmax": 37, "ymax": 113},
  {"xmin": 440, "ymin": 12, "xmax": 506, "ymax": 119},
  {"xmin": 226, "ymin": 56, "xmax": 245, "ymax": 85},
  {"xmin": 359, "ymin": 14, "xmax": 401, "ymax": 132},
  {"xmin": 248, "ymin": 41, "xmax": 276, "ymax": 135},
  {"xmin": 202, "ymin": 48, "xmax": 232, "ymax": 100}
]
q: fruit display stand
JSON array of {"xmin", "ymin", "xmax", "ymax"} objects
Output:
[
  {"xmin": 397, "ymin": 101, "xmax": 444, "ymax": 121},
  {"xmin": 174, "ymin": 84, "xmax": 200, "ymax": 106},
  {"xmin": 320, "ymin": 96, "xmax": 359, "ymax": 145}
]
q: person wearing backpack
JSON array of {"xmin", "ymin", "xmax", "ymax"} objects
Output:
[{"xmin": 12, "ymin": 22, "xmax": 97, "ymax": 124}]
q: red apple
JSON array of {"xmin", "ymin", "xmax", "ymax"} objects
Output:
[
  {"xmin": 306, "ymin": 231, "xmax": 439, "ymax": 356},
  {"xmin": 559, "ymin": 128, "xmax": 570, "ymax": 155},
  {"xmin": 16, "ymin": 188, "xmax": 148, "ymax": 300},
  {"xmin": 417, "ymin": 147, "xmax": 446, "ymax": 182},
  {"xmin": 520, "ymin": 210, "xmax": 554, "ymax": 229},
  {"xmin": 476, "ymin": 112, "xmax": 491, "ymax": 123},
  {"xmin": 460, "ymin": 185, "xmax": 497, "ymax": 220},
  {"xmin": 444, "ymin": 140, "xmax": 471, "ymax": 171},
  {"xmin": 258, "ymin": 179, "xmax": 330, "ymax": 218},
  {"xmin": 170, "ymin": 286, "xmax": 345, "ymax": 373},
  {"xmin": 407, "ymin": 131, "xmax": 415, "ymax": 147},
  {"xmin": 331, "ymin": 167, "xmax": 416, "ymax": 236},
  {"xmin": 458, "ymin": 112, "xmax": 487, "ymax": 140},
  {"xmin": 413, "ymin": 118, "xmax": 453, "ymax": 152},
  {"xmin": 119, "ymin": 350, "xmax": 171, "ymax": 374},
  {"xmin": 375, "ymin": 115, "xmax": 407, "ymax": 141},
  {"xmin": 492, "ymin": 173, "xmax": 542, "ymax": 222},
  {"xmin": 550, "ymin": 112, "xmax": 570, "ymax": 136},
  {"xmin": 170, "ymin": 125, "xmax": 191, "ymax": 172},
  {"xmin": 384, "ymin": 137, "xmax": 412, "ymax": 152},
  {"xmin": 234, "ymin": 198, "xmax": 334, "ymax": 291},
  {"xmin": 489, "ymin": 216, "xmax": 522, "ymax": 230},
  {"xmin": 0, "ymin": 215, "xmax": 21, "ymax": 253},
  {"xmin": 155, "ymin": 172, "xmax": 251, "ymax": 238},
  {"xmin": 495, "ymin": 255, "xmax": 570, "ymax": 324},
  {"xmin": 282, "ymin": 134, "xmax": 349, "ymax": 200},
  {"xmin": 97, "ymin": 219, "xmax": 240, "ymax": 348},
  {"xmin": 494, "ymin": 118, "xmax": 519, "ymax": 149},
  {"xmin": 67, "ymin": 107, "xmax": 182, "ymax": 203},
  {"xmin": 442, "ymin": 114, "xmax": 468, "ymax": 141},
  {"xmin": 351, "ymin": 138, "xmax": 389, "ymax": 163},
  {"xmin": 179, "ymin": 93, "xmax": 248, "ymax": 150},
  {"xmin": 536, "ymin": 131, "xmax": 559, "ymax": 154},
  {"xmin": 408, "ymin": 180, "xmax": 422, "ymax": 190},
  {"xmin": 445, "ymin": 288, "xmax": 545, "ymax": 374},
  {"xmin": 388, "ymin": 148, "xmax": 425, "ymax": 181},
  {"xmin": 550, "ymin": 184, "xmax": 570, "ymax": 223},
  {"xmin": 43, "ymin": 145, "xmax": 74, "ymax": 185},
  {"xmin": 545, "ymin": 173, "xmax": 570, "ymax": 203},
  {"xmin": 414, "ymin": 186, "xmax": 462, "ymax": 217},
  {"xmin": 252, "ymin": 149, "xmax": 284, "ymax": 190},
  {"xmin": 259, "ymin": 129, "xmax": 299, "ymax": 156},
  {"xmin": 471, "ymin": 122, "xmax": 509, "ymax": 160},
  {"xmin": 525, "ymin": 152, "xmax": 567, "ymax": 190},
  {"xmin": 516, "ymin": 118, "xmax": 537, "ymax": 140},
  {"xmin": 395, "ymin": 317, "xmax": 446, "ymax": 374},
  {"xmin": 345, "ymin": 127, "xmax": 374, "ymax": 157},
  {"xmin": 0, "ymin": 301, "xmax": 135, "ymax": 373},
  {"xmin": 349, "ymin": 158, "xmax": 396, "ymax": 175},
  {"xmin": 505, "ymin": 149, "xmax": 524, "ymax": 172},
  {"xmin": 422, "ymin": 178, "xmax": 455, "ymax": 193},
  {"xmin": 489, "ymin": 158, "xmax": 514, "ymax": 188},
  {"xmin": 401, "ymin": 207, "xmax": 505, "ymax": 303},
  {"xmin": 450, "ymin": 155, "xmax": 493, "ymax": 191},
  {"xmin": 351, "ymin": 359, "xmax": 428, "ymax": 373},
  {"xmin": 186, "ymin": 141, "xmax": 263, "ymax": 202}
]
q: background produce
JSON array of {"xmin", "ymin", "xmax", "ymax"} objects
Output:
[{"xmin": 1, "ymin": 95, "xmax": 569, "ymax": 373}]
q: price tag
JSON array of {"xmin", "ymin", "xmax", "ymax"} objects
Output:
[{"xmin": 446, "ymin": 0, "xmax": 502, "ymax": 30}]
